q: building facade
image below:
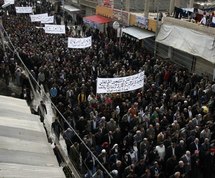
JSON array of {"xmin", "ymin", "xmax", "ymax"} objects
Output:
[{"xmin": 62, "ymin": 0, "xmax": 215, "ymax": 78}]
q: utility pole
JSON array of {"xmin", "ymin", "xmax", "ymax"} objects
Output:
[
  {"xmin": 119, "ymin": 0, "xmax": 123, "ymax": 50},
  {"xmin": 62, "ymin": 0, "xmax": 65, "ymax": 24},
  {"xmin": 175, "ymin": 0, "xmax": 181, "ymax": 8},
  {"xmin": 169, "ymin": 0, "xmax": 175, "ymax": 16},
  {"xmin": 0, "ymin": 16, "xmax": 6, "ymax": 57},
  {"xmin": 125, "ymin": 0, "xmax": 130, "ymax": 12},
  {"xmin": 189, "ymin": 0, "xmax": 194, "ymax": 8},
  {"xmin": 154, "ymin": 0, "xmax": 159, "ymax": 58},
  {"xmin": 144, "ymin": 0, "xmax": 149, "ymax": 18}
]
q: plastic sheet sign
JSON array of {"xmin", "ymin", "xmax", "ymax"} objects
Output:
[
  {"xmin": 4, "ymin": 0, "xmax": 15, "ymax": 4},
  {"xmin": 41, "ymin": 16, "xmax": 54, "ymax": 24},
  {"xmin": 30, "ymin": 13, "xmax": 48, "ymax": 22},
  {"xmin": 15, "ymin": 7, "xmax": 33, "ymax": 14},
  {"xmin": 44, "ymin": 24, "xmax": 65, "ymax": 34},
  {"xmin": 68, "ymin": 36, "xmax": 92, "ymax": 49},
  {"xmin": 97, "ymin": 71, "xmax": 144, "ymax": 94}
]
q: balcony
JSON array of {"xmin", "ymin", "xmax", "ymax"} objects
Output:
[
  {"xmin": 162, "ymin": 17, "xmax": 215, "ymax": 36},
  {"xmin": 79, "ymin": 0, "xmax": 98, "ymax": 9}
]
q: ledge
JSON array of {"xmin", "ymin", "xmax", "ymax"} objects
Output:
[{"xmin": 163, "ymin": 17, "xmax": 215, "ymax": 36}]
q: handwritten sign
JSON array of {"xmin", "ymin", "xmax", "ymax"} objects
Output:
[
  {"xmin": 68, "ymin": 36, "xmax": 92, "ymax": 48},
  {"xmin": 44, "ymin": 24, "xmax": 65, "ymax": 34},
  {"xmin": 4, "ymin": 0, "xmax": 14, "ymax": 4},
  {"xmin": 15, "ymin": 7, "xmax": 33, "ymax": 14},
  {"xmin": 97, "ymin": 71, "xmax": 144, "ymax": 94},
  {"xmin": 30, "ymin": 13, "xmax": 48, "ymax": 22},
  {"xmin": 41, "ymin": 16, "xmax": 54, "ymax": 24}
]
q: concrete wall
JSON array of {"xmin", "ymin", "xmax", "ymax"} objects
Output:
[{"xmin": 163, "ymin": 17, "xmax": 215, "ymax": 36}]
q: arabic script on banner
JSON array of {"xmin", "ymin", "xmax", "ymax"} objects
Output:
[
  {"xmin": 97, "ymin": 71, "xmax": 144, "ymax": 94},
  {"xmin": 15, "ymin": 7, "xmax": 33, "ymax": 14},
  {"xmin": 30, "ymin": 13, "xmax": 48, "ymax": 22},
  {"xmin": 41, "ymin": 16, "xmax": 54, "ymax": 24},
  {"xmin": 68, "ymin": 36, "xmax": 92, "ymax": 49},
  {"xmin": 4, "ymin": 0, "xmax": 14, "ymax": 4},
  {"xmin": 44, "ymin": 24, "xmax": 65, "ymax": 34}
]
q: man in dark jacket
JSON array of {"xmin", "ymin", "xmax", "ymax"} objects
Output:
[
  {"xmin": 37, "ymin": 100, "xmax": 47, "ymax": 123},
  {"xmin": 51, "ymin": 119, "xmax": 62, "ymax": 140}
]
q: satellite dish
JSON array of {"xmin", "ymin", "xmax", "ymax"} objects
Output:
[
  {"xmin": 113, "ymin": 21, "xmax": 120, "ymax": 29},
  {"xmin": 2, "ymin": 3, "xmax": 11, "ymax": 8}
]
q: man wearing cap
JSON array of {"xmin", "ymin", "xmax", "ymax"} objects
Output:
[
  {"xmin": 98, "ymin": 149, "xmax": 108, "ymax": 169},
  {"xmin": 150, "ymin": 161, "xmax": 161, "ymax": 178}
]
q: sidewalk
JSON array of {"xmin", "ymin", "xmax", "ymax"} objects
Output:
[{"xmin": 31, "ymin": 85, "xmax": 81, "ymax": 178}]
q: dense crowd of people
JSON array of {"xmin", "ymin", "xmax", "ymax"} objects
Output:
[{"xmin": 0, "ymin": 1, "xmax": 215, "ymax": 178}]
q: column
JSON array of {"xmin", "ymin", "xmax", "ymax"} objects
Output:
[
  {"xmin": 0, "ymin": 17, "xmax": 5, "ymax": 57},
  {"xmin": 144, "ymin": 0, "xmax": 149, "ymax": 18},
  {"xmin": 189, "ymin": 0, "xmax": 194, "ymax": 8},
  {"xmin": 175, "ymin": 0, "xmax": 181, "ymax": 8},
  {"xmin": 125, "ymin": 0, "xmax": 130, "ymax": 12},
  {"xmin": 168, "ymin": 46, "xmax": 173, "ymax": 60},
  {"xmin": 169, "ymin": 0, "xmax": 175, "ymax": 15}
]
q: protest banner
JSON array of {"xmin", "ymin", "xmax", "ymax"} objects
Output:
[
  {"xmin": 41, "ymin": 16, "xmax": 54, "ymax": 24},
  {"xmin": 68, "ymin": 36, "xmax": 92, "ymax": 48},
  {"xmin": 15, "ymin": 7, "xmax": 33, "ymax": 14},
  {"xmin": 44, "ymin": 24, "xmax": 65, "ymax": 34},
  {"xmin": 4, "ymin": 0, "xmax": 14, "ymax": 5},
  {"xmin": 30, "ymin": 13, "xmax": 48, "ymax": 22},
  {"xmin": 96, "ymin": 71, "xmax": 144, "ymax": 94}
]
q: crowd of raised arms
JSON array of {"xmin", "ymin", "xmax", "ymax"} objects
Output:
[{"xmin": 0, "ymin": 0, "xmax": 215, "ymax": 178}]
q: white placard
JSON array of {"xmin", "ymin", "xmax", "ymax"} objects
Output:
[
  {"xmin": 44, "ymin": 24, "xmax": 65, "ymax": 34},
  {"xmin": 41, "ymin": 16, "xmax": 54, "ymax": 24},
  {"xmin": 97, "ymin": 71, "xmax": 144, "ymax": 94},
  {"xmin": 68, "ymin": 36, "xmax": 92, "ymax": 49},
  {"xmin": 4, "ymin": 0, "xmax": 14, "ymax": 4},
  {"xmin": 15, "ymin": 7, "xmax": 33, "ymax": 14},
  {"xmin": 30, "ymin": 13, "xmax": 48, "ymax": 22}
]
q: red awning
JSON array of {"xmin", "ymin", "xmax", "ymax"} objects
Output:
[{"xmin": 83, "ymin": 15, "xmax": 112, "ymax": 24}]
